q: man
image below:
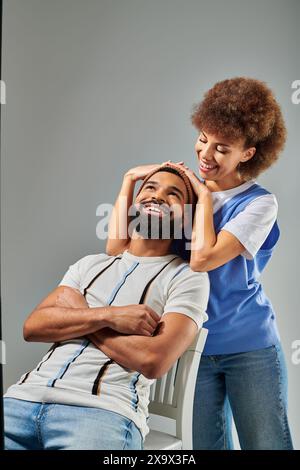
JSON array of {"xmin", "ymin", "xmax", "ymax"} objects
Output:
[{"xmin": 4, "ymin": 164, "xmax": 209, "ymax": 450}]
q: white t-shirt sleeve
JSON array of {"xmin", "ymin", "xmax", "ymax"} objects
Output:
[
  {"xmin": 58, "ymin": 254, "xmax": 98, "ymax": 291},
  {"xmin": 221, "ymin": 194, "xmax": 278, "ymax": 260},
  {"xmin": 162, "ymin": 266, "xmax": 209, "ymax": 330},
  {"xmin": 58, "ymin": 260, "xmax": 82, "ymax": 290}
]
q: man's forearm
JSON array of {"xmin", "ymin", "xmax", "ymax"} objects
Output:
[
  {"xmin": 89, "ymin": 314, "xmax": 197, "ymax": 380},
  {"xmin": 24, "ymin": 306, "xmax": 112, "ymax": 343},
  {"xmin": 88, "ymin": 328, "xmax": 157, "ymax": 377}
]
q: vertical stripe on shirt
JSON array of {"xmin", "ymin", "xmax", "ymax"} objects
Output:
[
  {"xmin": 47, "ymin": 339, "xmax": 90, "ymax": 387},
  {"xmin": 107, "ymin": 261, "xmax": 139, "ymax": 305},
  {"xmin": 130, "ymin": 373, "xmax": 141, "ymax": 411},
  {"xmin": 139, "ymin": 256, "xmax": 178, "ymax": 304},
  {"xmin": 36, "ymin": 343, "xmax": 60, "ymax": 372},
  {"xmin": 19, "ymin": 342, "xmax": 60, "ymax": 385},
  {"xmin": 83, "ymin": 257, "xmax": 122, "ymax": 297},
  {"xmin": 92, "ymin": 359, "xmax": 114, "ymax": 396}
]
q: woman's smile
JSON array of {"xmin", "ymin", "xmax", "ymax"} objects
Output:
[{"xmin": 199, "ymin": 159, "xmax": 219, "ymax": 174}]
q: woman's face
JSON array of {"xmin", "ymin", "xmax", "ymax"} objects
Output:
[{"xmin": 195, "ymin": 130, "xmax": 256, "ymax": 182}]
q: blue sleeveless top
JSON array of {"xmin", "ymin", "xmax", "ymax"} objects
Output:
[
  {"xmin": 204, "ymin": 182, "xmax": 280, "ymax": 354},
  {"xmin": 172, "ymin": 182, "xmax": 281, "ymax": 355}
]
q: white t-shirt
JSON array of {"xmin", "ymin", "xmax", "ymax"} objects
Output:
[
  {"xmin": 4, "ymin": 250, "xmax": 209, "ymax": 440},
  {"xmin": 211, "ymin": 180, "xmax": 278, "ymax": 259}
]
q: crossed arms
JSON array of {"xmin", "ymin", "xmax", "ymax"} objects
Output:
[{"xmin": 23, "ymin": 285, "xmax": 198, "ymax": 379}]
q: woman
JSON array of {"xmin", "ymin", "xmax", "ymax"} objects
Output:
[{"xmin": 106, "ymin": 77, "xmax": 293, "ymax": 450}]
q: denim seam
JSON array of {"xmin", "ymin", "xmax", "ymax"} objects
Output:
[
  {"xmin": 35, "ymin": 404, "xmax": 45, "ymax": 448},
  {"xmin": 122, "ymin": 419, "xmax": 133, "ymax": 451},
  {"xmin": 36, "ymin": 404, "xmax": 57, "ymax": 449},
  {"xmin": 273, "ymin": 346, "xmax": 291, "ymax": 448},
  {"xmin": 221, "ymin": 404, "xmax": 227, "ymax": 450}
]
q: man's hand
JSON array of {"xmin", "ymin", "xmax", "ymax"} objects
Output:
[{"xmin": 107, "ymin": 304, "xmax": 161, "ymax": 336}]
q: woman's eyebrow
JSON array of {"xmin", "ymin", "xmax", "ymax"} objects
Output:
[
  {"xmin": 217, "ymin": 142, "xmax": 231, "ymax": 147},
  {"xmin": 202, "ymin": 131, "xmax": 231, "ymax": 147}
]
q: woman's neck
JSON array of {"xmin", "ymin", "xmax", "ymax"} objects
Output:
[{"xmin": 205, "ymin": 173, "xmax": 247, "ymax": 192}]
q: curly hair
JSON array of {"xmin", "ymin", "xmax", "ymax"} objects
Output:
[{"xmin": 191, "ymin": 77, "xmax": 287, "ymax": 180}]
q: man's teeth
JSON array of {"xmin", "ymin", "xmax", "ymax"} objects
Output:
[
  {"xmin": 200, "ymin": 161, "xmax": 217, "ymax": 169},
  {"xmin": 143, "ymin": 203, "xmax": 166, "ymax": 214},
  {"xmin": 147, "ymin": 206, "xmax": 161, "ymax": 213}
]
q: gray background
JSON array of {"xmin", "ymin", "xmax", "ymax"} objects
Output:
[{"xmin": 1, "ymin": 0, "xmax": 299, "ymax": 449}]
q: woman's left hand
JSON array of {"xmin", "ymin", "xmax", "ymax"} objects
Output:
[{"xmin": 168, "ymin": 161, "xmax": 210, "ymax": 198}]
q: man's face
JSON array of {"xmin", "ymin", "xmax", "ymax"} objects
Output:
[{"xmin": 129, "ymin": 171, "xmax": 190, "ymax": 240}]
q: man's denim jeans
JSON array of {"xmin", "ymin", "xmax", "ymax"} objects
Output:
[
  {"xmin": 193, "ymin": 343, "xmax": 293, "ymax": 450},
  {"xmin": 4, "ymin": 399, "xmax": 143, "ymax": 450}
]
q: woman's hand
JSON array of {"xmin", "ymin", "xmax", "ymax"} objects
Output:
[
  {"xmin": 124, "ymin": 161, "xmax": 185, "ymax": 183},
  {"xmin": 165, "ymin": 161, "xmax": 210, "ymax": 198},
  {"xmin": 125, "ymin": 164, "xmax": 161, "ymax": 183}
]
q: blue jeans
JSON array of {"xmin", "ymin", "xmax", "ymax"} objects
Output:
[
  {"xmin": 4, "ymin": 399, "xmax": 143, "ymax": 450},
  {"xmin": 193, "ymin": 344, "xmax": 293, "ymax": 450}
]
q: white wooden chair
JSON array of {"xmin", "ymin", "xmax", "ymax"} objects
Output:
[{"xmin": 144, "ymin": 327, "xmax": 208, "ymax": 450}]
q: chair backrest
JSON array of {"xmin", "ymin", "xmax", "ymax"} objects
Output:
[{"xmin": 148, "ymin": 327, "xmax": 208, "ymax": 449}]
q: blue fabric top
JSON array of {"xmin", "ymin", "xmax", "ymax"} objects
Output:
[
  {"xmin": 172, "ymin": 182, "xmax": 281, "ymax": 355},
  {"xmin": 204, "ymin": 182, "xmax": 280, "ymax": 354}
]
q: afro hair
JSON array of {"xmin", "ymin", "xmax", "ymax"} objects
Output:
[{"xmin": 191, "ymin": 77, "xmax": 287, "ymax": 180}]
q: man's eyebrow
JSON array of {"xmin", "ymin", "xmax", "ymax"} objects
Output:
[
  {"xmin": 144, "ymin": 180, "xmax": 185, "ymax": 198},
  {"xmin": 202, "ymin": 131, "xmax": 231, "ymax": 147},
  {"xmin": 168, "ymin": 185, "xmax": 185, "ymax": 198}
]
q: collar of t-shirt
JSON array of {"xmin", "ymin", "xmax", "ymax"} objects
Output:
[
  {"xmin": 211, "ymin": 179, "xmax": 256, "ymax": 214},
  {"xmin": 122, "ymin": 249, "xmax": 177, "ymax": 264}
]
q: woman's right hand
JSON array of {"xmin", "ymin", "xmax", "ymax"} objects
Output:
[
  {"xmin": 107, "ymin": 304, "xmax": 161, "ymax": 336},
  {"xmin": 125, "ymin": 160, "xmax": 185, "ymax": 183}
]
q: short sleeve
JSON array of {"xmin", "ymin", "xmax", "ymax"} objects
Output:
[
  {"xmin": 58, "ymin": 260, "xmax": 82, "ymax": 290},
  {"xmin": 221, "ymin": 194, "xmax": 278, "ymax": 260},
  {"xmin": 58, "ymin": 254, "xmax": 98, "ymax": 291},
  {"xmin": 162, "ymin": 266, "xmax": 209, "ymax": 330}
]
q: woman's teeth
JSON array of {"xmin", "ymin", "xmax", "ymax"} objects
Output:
[{"xmin": 199, "ymin": 161, "xmax": 218, "ymax": 172}]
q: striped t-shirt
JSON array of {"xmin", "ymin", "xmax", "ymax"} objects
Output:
[{"xmin": 4, "ymin": 249, "xmax": 209, "ymax": 440}]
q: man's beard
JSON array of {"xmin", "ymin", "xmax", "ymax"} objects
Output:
[{"xmin": 128, "ymin": 205, "xmax": 183, "ymax": 240}]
